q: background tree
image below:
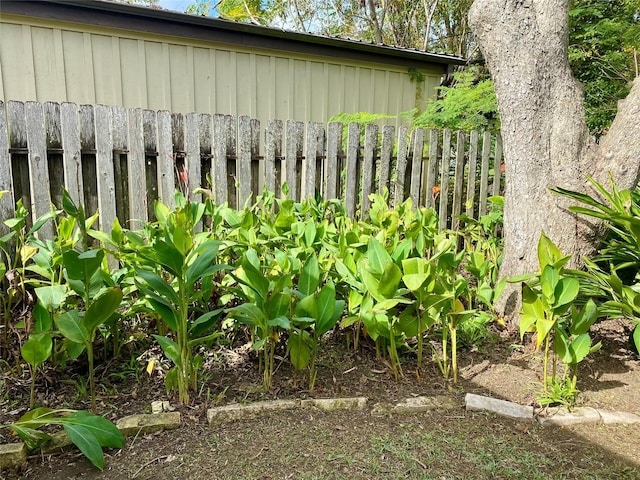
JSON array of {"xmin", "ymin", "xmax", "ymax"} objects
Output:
[
  {"xmin": 568, "ymin": 0, "xmax": 640, "ymax": 136},
  {"xmin": 469, "ymin": 0, "xmax": 640, "ymax": 322}
]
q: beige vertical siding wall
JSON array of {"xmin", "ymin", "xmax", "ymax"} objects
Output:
[{"xmin": 0, "ymin": 15, "xmax": 443, "ymax": 126}]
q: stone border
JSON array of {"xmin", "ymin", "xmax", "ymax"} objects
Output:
[
  {"xmin": 2, "ymin": 394, "xmax": 639, "ymax": 471},
  {"xmin": 464, "ymin": 393, "xmax": 640, "ymax": 426}
]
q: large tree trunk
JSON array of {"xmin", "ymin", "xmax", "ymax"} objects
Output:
[{"xmin": 468, "ymin": 0, "xmax": 640, "ymax": 322}]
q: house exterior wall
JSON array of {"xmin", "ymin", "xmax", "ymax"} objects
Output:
[{"xmin": 0, "ymin": 14, "xmax": 444, "ymax": 126}]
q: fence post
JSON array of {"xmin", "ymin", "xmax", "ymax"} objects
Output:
[
  {"xmin": 212, "ymin": 114, "xmax": 228, "ymax": 205},
  {"xmin": 393, "ymin": 125, "xmax": 409, "ymax": 208},
  {"xmin": 157, "ymin": 111, "xmax": 175, "ymax": 209}
]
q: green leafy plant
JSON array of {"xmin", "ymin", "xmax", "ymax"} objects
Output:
[
  {"xmin": 514, "ymin": 232, "xmax": 601, "ymax": 406},
  {"xmin": 126, "ymin": 195, "xmax": 228, "ymax": 404},
  {"xmin": 226, "ymin": 248, "xmax": 293, "ymax": 390},
  {"xmin": 4, "ymin": 408, "xmax": 125, "ymax": 470}
]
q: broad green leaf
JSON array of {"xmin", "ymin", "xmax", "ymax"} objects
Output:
[
  {"xmin": 296, "ymin": 294, "xmax": 318, "ymax": 320},
  {"xmin": 153, "ymin": 240, "xmax": 184, "ymax": 277},
  {"xmin": 367, "ymin": 237, "xmax": 391, "ymax": 275},
  {"xmin": 299, "ymin": 255, "xmax": 320, "ymax": 296},
  {"xmin": 571, "ymin": 333, "xmax": 592, "ymax": 364},
  {"xmin": 63, "ymin": 423, "xmax": 105, "ymax": 470},
  {"xmin": 21, "ymin": 333, "xmax": 52, "ymax": 368},
  {"xmin": 540, "ymin": 265, "xmax": 559, "ymax": 302},
  {"xmin": 63, "ymin": 249, "xmax": 104, "ymax": 282},
  {"xmin": 522, "ymin": 285, "xmax": 544, "ymax": 320},
  {"xmin": 10, "ymin": 425, "xmax": 51, "ymax": 451},
  {"xmin": 553, "ymin": 277, "xmax": 579, "ymax": 309},
  {"xmin": 303, "ymin": 221, "xmax": 317, "ymax": 247},
  {"xmin": 148, "ymin": 299, "xmax": 178, "ymax": 331},
  {"xmin": 84, "ymin": 288, "xmax": 122, "ymax": 335},
  {"xmin": 56, "ymin": 311, "xmax": 89, "ymax": 344},
  {"xmin": 226, "ymin": 303, "xmax": 265, "ymax": 327},
  {"xmin": 135, "ymin": 268, "xmax": 179, "ymax": 305},
  {"xmin": 361, "ymin": 266, "xmax": 384, "ymax": 302},
  {"xmin": 570, "ymin": 299, "xmax": 598, "ymax": 336},
  {"xmin": 378, "ymin": 262, "xmax": 402, "ymax": 299},
  {"xmin": 287, "ymin": 331, "xmax": 311, "ymax": 370},
  {"xmin": 186, "ymin": 240, "xmax": 222, "ymax": 285},
  {"xmin": 535, "ymin": 317, "xmax": 555, "ymax": 349},
  {"xmin": 316, "ymin": 283, "xmax": 336, "ymax": 334},
  {"xmin": 519, "ymin": 314, "xmax": 537, "ymax": 339},
  {"xmin": 554, "ymin": 327, "xmax": 574, "ymax": 364},
  {"xmin": 265, "ymin": 292, "xmax": 291, "ymax": 320},
  {"xmin": 152, "ymin": 335, "xmax": 181, "ymax": 366},
  {"xmin": 267, "ymin": 316, "xmax": 290, "ymax": 330},
  {"xmin": 62, "ymin": 189, "xmax": 79, "ymax": 216},
  {"xmin": 64, "ymin": 411, "xmax": 125, "ymax": 448},
  {"xmin": 633, "ymin": 326, "xmax": 640, "ymax": 354},
  {"xmin": 32, "ymin": 301, "xmax": 52, "ymax": 332},
  {"xmin": 189, "ymin": 308, "xmax": 224, "ymax": 335},
  {"xmin": 240, "ymin": 255, "xmax": 269, "ymax": 300},
  {"xmin": 35, "ymin": 285, "xmax": 67, "ymax": 310},
  {"xmin": 537, "ymin": 231, "xmax": 562, "ymax": 270},
  {"xmin": 154, "ymin": 201, "xmax": 170, "ymax": 224}
]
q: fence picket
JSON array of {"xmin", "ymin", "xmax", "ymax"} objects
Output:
[
  {"xmin": 409, "ymin": 128, "xmax": 425, "ymax": 207},
  {"xmin": 0, "ymin": 102, "xmax": 13, "ymax": 238},
  {"xmin": 325, "ymin": 122, "xmax": 342, "ymax": 200},
  {"xmin": 304, "ymin": 122, "xmax": 319, "ymax": 200},
  {"xmin": 345, "ymin": 122, "xmax": 360, "ymax": 218},
  {"xmin": 285, "ymin": 120, "xmax": 304, "ymax": 201},
  {"xmin": 224, "ymin": 115, "xmax": 237, "ymax": 208},
  {"xmin": 185, "ymin": 112, "xmax": 200, "ymax": 208},
  {"xmin": 393, "ymin": 125, "xmax": 409, "ymax": 207},
  {"xmin": 212, "ymin": 114, "xmax": 228, "ymax": 205},
  {"xmin": 264, "ymin": 119, "xmax": 283, "ymax": 195},
  {"xmin": 95, "ymin": 105, "xmax": 117, "ymax": 234},
  {"xmin": 479, "ymin": 131, "xmax": 491, "ymax": 216},
  {"xmin": 493, "ymin": 133, "xmax": 503, "ymax": 198},
  {"xmin": 425, "ymin": 129, "xmax": 439, "ymax": 209},
  {"xmin": 25, "ymin": 102, "xmax": 54, "ymax": 239},
  {"xmin": 250, "ymin": 118, "xmax": 260, "ymax": 202},
  {"xmin": 451, "ymin": 131, "xmax": 466, "ymax": 231},
  {"xmin": 111, "ymin": 106, "xmax": 128, "ymax": 224},
  {"xmin": 466, "ymin": 130, "xmax": 479, "ymax": 219},
  {"xmin": 378, "ymin": 125, "xmax": 394, "ymax": 196},
  {"xmin": 361, "ymin": 123, "xmax": 378, "ymax": 217},
  {"xmin": 237, "ymin": 116, "xmax": 252, "ymax": 207},
  {"xmin": 439, "ymin": 129, "xmax": 452, "ymax": 231},
  {"xmin": 60, "ymin": 103, "xmax": 83, "ymax": 209},
  {"xmin": 127, "ymin": 108, "xmax": 147, "ymax": 227},
  {"xmin": 157, "ymin": 111, "xmax": 175, "ymax": 209},
  {"xmin": 43, "ymin": 102, "xmax": 64, "ymax": 209}
]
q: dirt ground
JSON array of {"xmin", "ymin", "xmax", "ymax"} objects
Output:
[{"xmin": 1, "ymin": 319, "xmax": 639, "ymax": 479}]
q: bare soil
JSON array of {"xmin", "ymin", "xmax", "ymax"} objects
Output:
[{"xmin": 1, "ymin": 319, "xmax": 639, "ymax": 479}]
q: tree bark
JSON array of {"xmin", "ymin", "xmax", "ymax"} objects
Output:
[{"xmin": 468, "ymin": 0, "xmax": 640, "ymax": 323}]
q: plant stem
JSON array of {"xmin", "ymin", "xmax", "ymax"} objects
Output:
[
  {"xmin": 451, "ymin": 324, "xmax": 458, "ymax": 384},
  {"xmin": 29, "ymin": 366, "xmax": 36, "ymax": 409},
  {"xmin": 87, "ymin": 343, "xmax": 96, "ymax": 413},
  {"xmin": 543, "ymin": 335, "xmax": 551, "ymax": 392},
  {"xmin": 442, "ymin": 322, "xmax": 449, "ymax": 379}
]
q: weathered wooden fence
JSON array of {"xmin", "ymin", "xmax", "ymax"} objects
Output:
[{"xmin": 0, "ymin": 101, "xmax": 503, "ymax": 238}]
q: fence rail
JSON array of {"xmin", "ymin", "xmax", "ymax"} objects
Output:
[{"xmin": 0, "ymin": 101, "xmax": 503, "ymax": 238}]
